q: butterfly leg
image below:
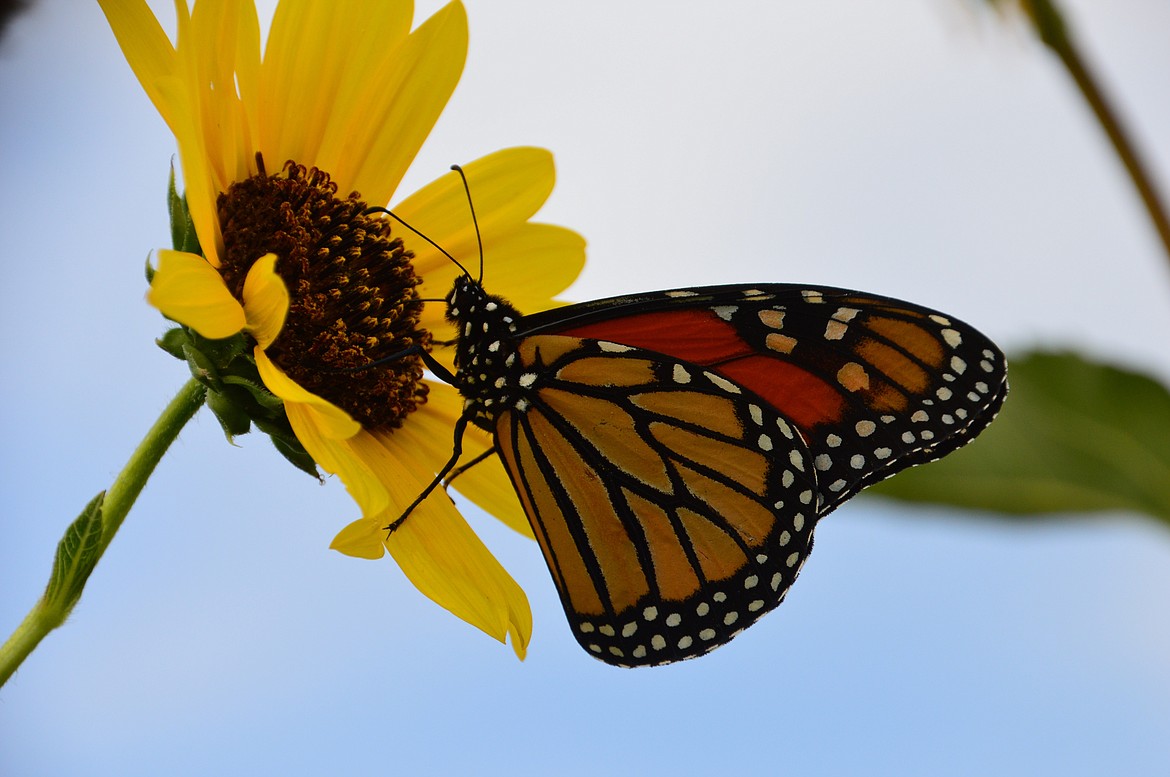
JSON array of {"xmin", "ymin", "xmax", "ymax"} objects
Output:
[
  {"xmin": 443, "ymin": 445, "xmax": 498, "ymax": 488},
  {"xmin": 333, "ymin": 344, "xmax": 459, "ymax": 385},
  {"xmin": 383, "ymin": 411, "xmax": 472, "ymax": 536}
]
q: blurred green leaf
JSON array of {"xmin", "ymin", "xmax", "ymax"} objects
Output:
[{"xmin": 870, "ymin": 350, "xmax": 1170, "ymax": 522}]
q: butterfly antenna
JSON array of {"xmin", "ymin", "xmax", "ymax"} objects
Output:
[
  {"xmin": 450, "ymin": 164, "xmax": 484, "ymax": 283},
  {"xmin": 363, "ymin": 205, "xmax": 474, "ymax": 279}
]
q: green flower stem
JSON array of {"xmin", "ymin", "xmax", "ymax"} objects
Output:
[
  {"xmin": 1024, "ymin": 0, "xmax": 1170, "ymax": 267},
  {"xmin": 96, "ymin": 378, "xmax": 207, "ymax": 556},
  {"xmin": 0, "ymin": 378, "xmax": 207, "ymax": 688}
]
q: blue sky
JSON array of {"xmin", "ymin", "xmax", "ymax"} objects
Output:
[{"xmin": 2, "ymin": 1, "xmax": 1169, "ymax": 774}]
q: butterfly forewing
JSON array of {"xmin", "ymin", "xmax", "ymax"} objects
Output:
[
  {"xmin": 527, "ymin": 284, "xmax": 1008, "ymax": 515},
  {"xmin": 493, "ymin": 335, "xmax": 819, "ymax": 666}
]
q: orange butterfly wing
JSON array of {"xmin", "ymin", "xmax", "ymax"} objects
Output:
[{"xmin": 493, "ymin": 335, "xmax": 818, "ymax": 666}]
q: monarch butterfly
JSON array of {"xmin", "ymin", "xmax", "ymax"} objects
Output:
[{"xmin": 379, "ymin": 175, "xmax": 1008, "ymax": 668}]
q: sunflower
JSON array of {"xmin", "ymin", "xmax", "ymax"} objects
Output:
[{"xmin": 99, "ymin": 0, "xmax": 586, "ymax": 659}]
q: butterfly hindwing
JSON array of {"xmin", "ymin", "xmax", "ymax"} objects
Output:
[{"xmin": 493, "ymin": 334, "xmax": 819, "ymax": 666}]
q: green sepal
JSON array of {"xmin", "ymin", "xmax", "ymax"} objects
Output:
[
  {"xmin": 160, "ymin": 337, "xmax": 320, "ymax": 478},
  {"xmin": 206, "ymin": 386, "xmax": 253, "ymax": 440},
  {"xmin": 182, "ymin": 342, "xmax": 224, "ymax": 390},
  {"xmin": 254, "ymin": 415, "xmax": 322, "ymax": 480},
  {"xmin": 189, "ymin": 330, "xmax": 247, "ymax": 369},
  {"xmin": 156, "ymin": 326, "xmax": 191, "ymax": 361},
  {"xmin": 870, "ymin": 350, "xmax": 1170, "ymax": 524},
  {"xmin": 168, "ymin": 164, "xmax": 201, "ymax": 255},
  {"xmin": 44, "ymin": 492, "xmax": 105, "ymax": 615},
  {"xmin": 223, "ymin": 374, "xmax": 286, "ymax": 413},
  {"xmin": 170, "ymin": 327, "xmax": 253, "ymax": 395},
  {"xmin": 270, "ymin": 432, "xmax": 323, "ymax": 480}
]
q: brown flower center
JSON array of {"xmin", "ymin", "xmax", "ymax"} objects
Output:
[{"xmin": 217, "ymin": 157, "xmax": 430, "ymax": 430}]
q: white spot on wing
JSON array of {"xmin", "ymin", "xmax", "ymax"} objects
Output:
[
  {"xmin": 824, "ymin": 320, "xmax": 848, "ymax": 340},
  {"xmin": 712, "ymin": 305, "xmax": 737, "ymax": 321},
  {"xmin": 704, "ymin": 371, "xmax": 741, "ymax": 394}
]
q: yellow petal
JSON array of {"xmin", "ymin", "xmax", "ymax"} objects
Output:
[
  {"xmin": 472, "ymin": 223, "xmax": 587, "ymax": 313},
  {"xmin": 417, "ymin": 222, "xmax": 587, "ymax": 345},
  {"xmin": 346, "ymin": 2, "xmax": 469, "ymax": 206},
  {"xmin": 409, "ymin": 383, "xmax": 533, "ymax": 538},
  {"xmin": 242, "ymin": 254, "xmax": 288, "ymax": 349},
  {"xmin": 262, "ymin": 0, "xmax": 414, "ymax": 190},
  {"xmin": 165, "ymin": 84, "xmax": 226, "ymax": 267},
  {"xmin": 395, "ymin": 147, "xmax": 556, "ymax": 286},
  {"xmin": 98, "ymin": 0, "xmax": 177, "ymax": 131},
  {"xmin": 283, "ymin": 404, "xmax": 389, "ymax": 519},
  {"xmin": 330, "ymin": 517, "xmax": 386, "ymax": 560},
  {"xmin": 176, "ymin": 0, "xmax": 261, "ymax": 266},
  {"xmin": 328, "ymin": 424, "xmax": 532, "ymax": 657},
  {"xmin": 147, "ymin": 249, "xmax": 246, "ymax": 339},
  {"xmin": 385, "ymin": 490, "xmax": 532, "ymax": 659},
  {"xmin": 255, "ymin": 349, "xmax": 361, "ymax": 440}
]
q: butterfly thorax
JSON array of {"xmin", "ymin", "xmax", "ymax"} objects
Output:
[{"xmin": 445, "ymin": 276, "xmax": 528, "ymax": 431}]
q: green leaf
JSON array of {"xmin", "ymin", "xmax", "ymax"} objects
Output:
[
  {"xmin": 45, "ymin": 493, "xmax": 105, "ymax": 613},
  {"xmin": 168, "ymin": 164, "xmax": 201, "ymax": 255},
  {"xmin": 870, "ymin": 350, "xmax": 1170, "ymax": 523}
]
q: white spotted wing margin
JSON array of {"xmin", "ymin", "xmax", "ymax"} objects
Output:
[
  {"xmin": 492, "ymin": 335, "xmax": 821, "ymax": 667},
  {"xmin": 720, "ymin": 287, "xmax": 1010, "ymax": 515}
]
